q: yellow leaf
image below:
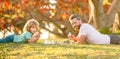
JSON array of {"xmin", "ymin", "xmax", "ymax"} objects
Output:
[
  {"xmin": 4, "ymin": 14, "xmax": 10, "ymax": 17},
  {"xmin": 19, "ymin": 14, "xmax": 24, "ymax": 17},
  {"xmin": 9, "ymin": 5, "xmax": 13, "ymax": 9},
  {"xmin": 11, "ymin": 14, "xmax": 17, "ymax": 19},
  {"xmin": 17, "ymin": 9, "xmax": 21, "ymax": 13}
]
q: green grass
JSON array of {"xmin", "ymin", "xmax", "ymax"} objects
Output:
[{"xmin": 0, "ymin": 39, "xmax": 120, "ymax": 59}]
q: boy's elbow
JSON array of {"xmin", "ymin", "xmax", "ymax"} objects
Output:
[{"xmin": 28, "ymin": 39, "xmax": 35, "ymax": 43}]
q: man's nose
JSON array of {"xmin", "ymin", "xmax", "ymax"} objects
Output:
[
  {"xmin": 73, "ymin": 24, "xmax": 76, "ymax": 26},
  {"xmin": 73, "ymin": 25, "xmax": 76, "ymax": 28}
]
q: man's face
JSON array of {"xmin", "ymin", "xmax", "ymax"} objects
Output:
[{"xmin": 70, "ymin": 18, "xmax": 81, "ymax": 31}]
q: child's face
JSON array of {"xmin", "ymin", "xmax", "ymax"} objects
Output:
[{"xmin": 30, "ymin": 25, "xmax": 38, "ymax": 34}]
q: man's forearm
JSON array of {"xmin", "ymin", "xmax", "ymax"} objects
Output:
[
  {"xmin": 71, "ymin": 36, "xmax": 78, "ymax": 42},
  {"xmin": 77, "ymin": 38, "xmax": 85, "ymax": 44},
  {"xmin": 72, "ymin": 37, "xmax": 84, "ymax": 44}
]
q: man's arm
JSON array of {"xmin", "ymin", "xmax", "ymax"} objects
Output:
[
  {"xmin": 76, "ymin": 35, "xmax": 86, "ymax": 44},
  {"xmin": 68, "ymin": 34, "xmax": 86, "ymax": 44}
]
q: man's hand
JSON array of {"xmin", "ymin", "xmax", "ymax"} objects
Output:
[
  {"xmin": 68, "ymin": 33, "xmax": 73, "ymax": 39},
  {"xmin": 68, "ymin": 32, "xmax": 77, "ymax": 42}
]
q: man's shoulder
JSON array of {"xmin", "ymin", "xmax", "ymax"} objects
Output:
[
  {"xmin": 83, "ymin": 23, "xmax": 90, "ymax": 25},
  {"xmin": 80, "ymin": 23, "xmax": 93, "ymax": 30},
  {"xmin": 81, "ymin": 23, "xmax": 91, "ymax": 27}
]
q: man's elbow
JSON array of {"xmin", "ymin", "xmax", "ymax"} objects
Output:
[{"xmin": 77, "ymin": 40, "xmax": 85, "ymax": 44}]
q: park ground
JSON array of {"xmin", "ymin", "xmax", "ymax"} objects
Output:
[{"xmin": 0, "ymin": 39, "xmax": 120, "ymax": 59}]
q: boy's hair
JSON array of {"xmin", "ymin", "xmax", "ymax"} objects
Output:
[
  {"xmin": 69, "ymin": 14, "xmax": 81, "ymax": 20},
  {"xmin": 23, "ymin": 19, "xmax": 40, "ymax": 32}
]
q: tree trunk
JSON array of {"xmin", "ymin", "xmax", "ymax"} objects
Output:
[
  {"xmin": 118, "ymin": 10, "xmax": 120, "ymax": 29},
  {"xmin": 104, "ymin": 0, "xmax": 120, "ymax": 28},
  {"xmin": 89, "ymin": 0, "xmax": 105, "ymax": 29},
  {"xmin": 112, "ymin": 13, "xmax": 119, "ymax": 32},
  {"xmin": 89, "ymin": 0, "xmax": 120, "ymax": 30}
]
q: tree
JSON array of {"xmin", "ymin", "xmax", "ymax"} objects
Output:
[
  {"xmin": 1, "ymin": 0, "xmax": 120, "ymax": 38},
  {"xmin": 0, "ymin": 0, "xmax": 89, "ymax": 37},
  {"xmin": 89, "ymin": 0, "xmax": 120, "ymax": 30}
]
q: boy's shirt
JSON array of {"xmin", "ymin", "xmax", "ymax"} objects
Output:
[{"xmin": 13, "ymin": 31, "xmax": 32, "ymax": 43}]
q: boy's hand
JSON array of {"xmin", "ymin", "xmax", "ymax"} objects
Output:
[
  {"xmin": 28, "ymin": 32, "xmax": 40, "ymax": 43},
  {"xmin": 33, "ymin": 32, "xmax": 40, "ymax": 37}
]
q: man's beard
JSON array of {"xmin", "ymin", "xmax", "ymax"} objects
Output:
[{"xmin": 74, "ymin": 25, "xmax": 80, "ymax": 31}]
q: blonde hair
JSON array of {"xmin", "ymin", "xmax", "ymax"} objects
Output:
[{"xmin": 23, "ymin": 19, "xmax": 40, "ymax": 32}]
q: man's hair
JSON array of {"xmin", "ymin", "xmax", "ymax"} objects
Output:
[{"xmin": 69, "ymin": 14, "xmax": 81, "ymax": 20}]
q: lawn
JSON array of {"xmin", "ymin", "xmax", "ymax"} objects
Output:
[{"xmin": 0, "ymin": 39, "xmax": 120, "ymax": 59}]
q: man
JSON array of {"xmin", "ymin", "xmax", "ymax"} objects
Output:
[{"xmin": 68, "ymin": 14, "xmax": 120, "ymax": 44}]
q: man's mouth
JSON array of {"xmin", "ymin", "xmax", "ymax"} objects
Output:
[
  {"xmin": 74, "ymin": 26, "xmax": 78, "ymax": 30},
  {"xmin": 73, "ymin": 25, "xmax": 80, "ymax": 31},
  {"xmin": 74, "ymin": 26, "xmax": 78, "ymax": 28}
]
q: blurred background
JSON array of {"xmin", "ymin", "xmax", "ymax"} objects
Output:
[{"xmin": 0, "ymin": 0, "xmax": 120, "ymax": 39}]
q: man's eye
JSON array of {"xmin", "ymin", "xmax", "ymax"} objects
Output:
[
  {"xmin": 72, "ymin": 22, "xmax": 76, "ymax": 25},
  {"xmin": 72, "ymin": 23, "xmax": 74, "ymax": 25}
]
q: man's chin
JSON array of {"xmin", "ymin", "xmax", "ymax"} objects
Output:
[{"xmin": 74, "ymin": 28, "xmax": 79, "ymax": 31}]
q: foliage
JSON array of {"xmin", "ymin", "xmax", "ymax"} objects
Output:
[
  {"xmin": 0, "ymin": 39, "xmax": 120, "ymax": 59},
  {"xmin": 98, "ymin": 28, "xmax": 120, "ymax": 35},
  {"xmin": 0, "ymin": 0, "xmax": 114, "ymax": 37},
  {"xmin": 98, "ymin": 28, "xmax": 112, "ymax": 34}
]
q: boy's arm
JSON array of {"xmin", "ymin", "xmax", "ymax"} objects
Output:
[{"xmin": 28, "ymin": 32, "xmax": 40, "ymax": 43}]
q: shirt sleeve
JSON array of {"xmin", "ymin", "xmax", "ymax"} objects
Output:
[
  {"xmin": 24, "ymin": 31, "xmax": 32, "ymax": 39},
  {"xmin": 78, "ymin": 24, "xmax": 88, "ymax": 37}
]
